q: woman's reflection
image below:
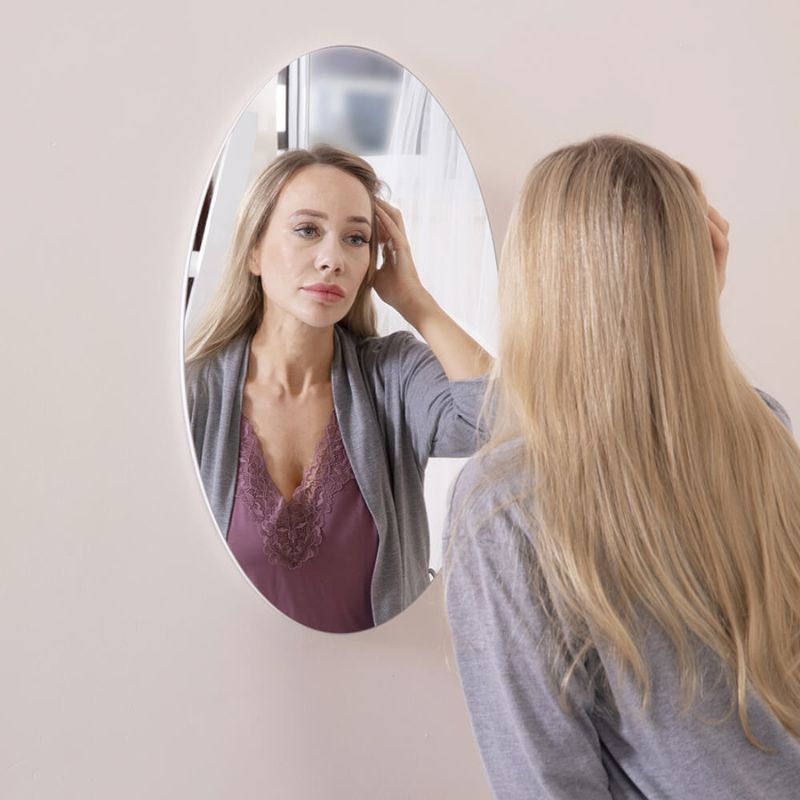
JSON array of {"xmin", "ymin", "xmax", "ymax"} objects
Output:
[{"xmin": 185, "ymin": 145, "xmax": 492, "ymax": 632}]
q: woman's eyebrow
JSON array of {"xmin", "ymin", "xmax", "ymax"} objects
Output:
[
  {"xmin": 291, "ymin": 209, "xmax": 371, "ymax": 226},
  {"xmin": 291, "ymin": 208, "xmax": 326, "ymax": 219}
]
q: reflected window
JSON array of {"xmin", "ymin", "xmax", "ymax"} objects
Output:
[{"xmin": 305, "ymin": 48, "xmax": 403, "ymax": 155}]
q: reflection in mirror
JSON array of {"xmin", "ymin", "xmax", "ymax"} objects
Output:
[{"xmin": 184, "ymin": 46, "xmax": 497, "ymax": 632}]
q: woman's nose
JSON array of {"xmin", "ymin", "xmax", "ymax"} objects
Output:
[{"xmin": 315, "ymin": 237, "xmax": 345, "ymax": 273}]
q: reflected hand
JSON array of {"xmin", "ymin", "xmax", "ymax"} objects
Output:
[
  {"xmin": 371, "ymin": 199, "xmax": 430, "ymax": 317},
  {"xmin": 706, "ymin": 205, "xmax": 729, "ymax": 294}
]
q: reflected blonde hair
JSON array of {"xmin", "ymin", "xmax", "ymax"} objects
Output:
[
  {"xmin": 481, "ymin": 135, "xmax": 800, "ymax": 744},
  {"xmin": 186, "ymin": 145, "xmax": 381, "ymax": 364}
]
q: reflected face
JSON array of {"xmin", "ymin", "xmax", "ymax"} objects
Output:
[{"xmin": 250, "ymin": 164, "xmax": 373, "ymax": 328}]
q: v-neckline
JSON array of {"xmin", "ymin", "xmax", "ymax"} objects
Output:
[{"xmin": 241, "ymin": 409, "xmax": 337, "ymax": 506}]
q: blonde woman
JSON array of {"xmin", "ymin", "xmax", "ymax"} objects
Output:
[
  {"xmin": 445, "ymin": 136, "xmax": 800, "ymax": 798},
  {"xmin": 186, "ymin": 145, "xmax": 491, "ymax": 633}
]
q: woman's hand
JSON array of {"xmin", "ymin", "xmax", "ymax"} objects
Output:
[
  {"xmin": 706, "ymin": 205, "xmax": 729, "ymax": 294},
  {"xmin": 370, "ymin": 198, "xmax": 492, "ymax": 381},
  {"xmin": 371, "ymin": 199, "xmax": 432, "ymax": 318}
]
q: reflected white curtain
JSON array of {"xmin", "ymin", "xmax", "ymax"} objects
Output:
[
  {"xmin": 367, "ymin": 73, "xmax": 498, "ymax": 571},
  {"xmin": 367, "ymin": 72, "xmax": 498, "ymax": 353}
]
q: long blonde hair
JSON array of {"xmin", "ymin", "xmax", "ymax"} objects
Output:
[
  {"xmin": 481, "ymin": 135, "xmax": 800, "ymax": 743},
  {"xmin": 186, "ymin": 145, "xmax": 381, "ymax": 364}
]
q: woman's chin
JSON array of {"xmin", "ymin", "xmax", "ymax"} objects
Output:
[{"xmin": 293, "ymin": 307, "xmax": 350, "ymax": 331}]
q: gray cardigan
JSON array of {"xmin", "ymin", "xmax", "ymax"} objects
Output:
[
  {"xmin": 444, "ymin": 392, "xmax": 798, "ymax": 799},
  {"xmin": 186, "ymin": 324, "xmax": 488, "ymax": 625}
]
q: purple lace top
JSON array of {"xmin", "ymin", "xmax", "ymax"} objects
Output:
[{"xmin": 226, "ymin": 410, "xmax": 379, "ymax": 633}]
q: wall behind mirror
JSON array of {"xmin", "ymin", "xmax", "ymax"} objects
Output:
[
  {"xmin": 3, "ymin": 1, "xmax": 798, "ymax": 798},
  {"xmin": 183, "ymin": 46, "xmax": 497, "ymax": 631}
]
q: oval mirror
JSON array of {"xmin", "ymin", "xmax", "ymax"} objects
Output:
[{"xmin": 183, "ymin": 45, "xmax": 497, "ymax": 632}]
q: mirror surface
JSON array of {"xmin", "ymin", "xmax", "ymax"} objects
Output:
[{"xmin": 184, "ymin": 46, "xmax": 497, "ymax": 632}]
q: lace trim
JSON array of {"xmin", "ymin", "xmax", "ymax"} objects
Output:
[{"xmin": 236, "ymin": 411, "xmax": 355, "ymax": 569}]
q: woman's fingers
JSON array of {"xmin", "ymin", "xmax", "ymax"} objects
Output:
[
  {"xmin": 706, "ymin": 208, "xmax": 729, "ymax": 256},
  {"xmin": 374, "ymin": 206, "xmax": 395, "ymax": 245},
  {"xmin": 705, "ymin": 206, "xmax": 729, "ymax": 284},
  {"xmin": 375, "ymin": 214, "xmax": 396, "ymax": 262},
  {"xmin": 375, "ymin": 199, "xmax": 408, "ymax": 239},
  {"xmin": 375, "ymin": 210, "xmax": 391, "ymax": 245},
  {"xmin": 707, "ymin": 204, "xmax": 730, "ymax": 235}
]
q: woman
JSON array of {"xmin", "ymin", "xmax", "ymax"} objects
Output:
[
  {"xmin": 445, "ymin": 136, "xmax": 800, "ymax": 798},
  {"xmin": 186, "ymin": 144, "xmax": 492, "ymax": 633}
]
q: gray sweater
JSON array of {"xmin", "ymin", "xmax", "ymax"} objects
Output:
[
  {"xmin": 186, "ymin": 324, "xmax": 487, "ymax": 626},
  {"xmin": 444, "ymin": 394, "xmax": 799, "ymax": 799}
]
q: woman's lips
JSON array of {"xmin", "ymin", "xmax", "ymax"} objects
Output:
[{"xmin": 302, "ymin": 284, "xmax": 345, "ymax": 303}]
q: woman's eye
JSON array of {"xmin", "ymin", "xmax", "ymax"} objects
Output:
[
  {"xmin": 294, "ymin": 224, "xmax": 318, "ymax": 238},
  {"xmin": 346, "ymin": 234, "xmax": 370, "ymax": 246}
]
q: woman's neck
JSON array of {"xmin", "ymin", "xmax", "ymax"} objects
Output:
[{"xmin": 248, "ymin": 310, "xmax": 334, "ymax": 397}]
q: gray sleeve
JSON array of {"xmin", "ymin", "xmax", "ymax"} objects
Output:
[
  {"xmin": 184, "ymin": 363, "xmax": 208, "ymax": 464},
  {"xmin": 386, "ymin": 331, "xmax": 489, "ymax": 461},
  {"xmin": 755, "ymin": 388, "xmax": 793, "ymax": 434},
  {"xmin": 444, "ymin": 463, "xmax": 613, "ymax": 800}
]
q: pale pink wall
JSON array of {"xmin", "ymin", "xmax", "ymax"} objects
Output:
[{"xmin": 1, "ymin": 2, "xmax": 798, "ymax": 798}]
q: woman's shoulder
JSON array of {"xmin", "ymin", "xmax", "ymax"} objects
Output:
[
  {"xmin": 336, "ymin": 325, "xmax": 435, "ymax": 389},
  {"xmin": 451, "ymin": 439, "xmax": 529, "ymax": 511},
  {"xmin": 185, "ymin": 334, "xmax": 250, "ymax": 402},
  {"xmin": 445, "ymin": 439, "xmax": 535, "ymax": 562},
  {"xmin": 338, "ymin": 325, "xmax": 422, "ymax": 362}
]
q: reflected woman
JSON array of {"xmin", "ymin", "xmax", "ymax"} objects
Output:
[
  {"xmin": 186, "ymin": 145, "xmax": 492, "ymax": 633},
  {"xmin": 445, "ymin": 136, "xmax": 800, "ymax": 797}
]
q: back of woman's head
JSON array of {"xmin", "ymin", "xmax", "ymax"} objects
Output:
[
  {"xmin": 488, "ymin": 135, "xmax": 800, "ymax": 744},
  {"xmin": 498, "ymin": 135, "xmax": 722, "ymax": 436},
  {"xmin": 186, "ymin": 144, "xmax": 382, "ymax": 364}
]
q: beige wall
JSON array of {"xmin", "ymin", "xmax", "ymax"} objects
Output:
[{"xmin": 2, "ymin": 2, "xmax": 797, "ymax": 798}]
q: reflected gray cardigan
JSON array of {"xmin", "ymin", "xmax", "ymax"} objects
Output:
[{"xmin": 186, "ymin": 324, "xmax": 488, "ymax": 625}]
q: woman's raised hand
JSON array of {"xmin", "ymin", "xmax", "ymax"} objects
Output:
[
  {"xmin": 706, "ymin": 205, "xmax": 730, "ymax": 294},
  {"xmin": 370, "ymin": 198, "xmax": 492, "ymax": 380},
  {"xmin": 371, "ymin": 199, "xmax": 431, "ymax": 318}
]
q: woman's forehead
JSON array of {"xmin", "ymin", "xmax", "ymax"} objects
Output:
[{"xmin": 276, "ymin": 164, "xmax": 372, "ymax": 218}]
